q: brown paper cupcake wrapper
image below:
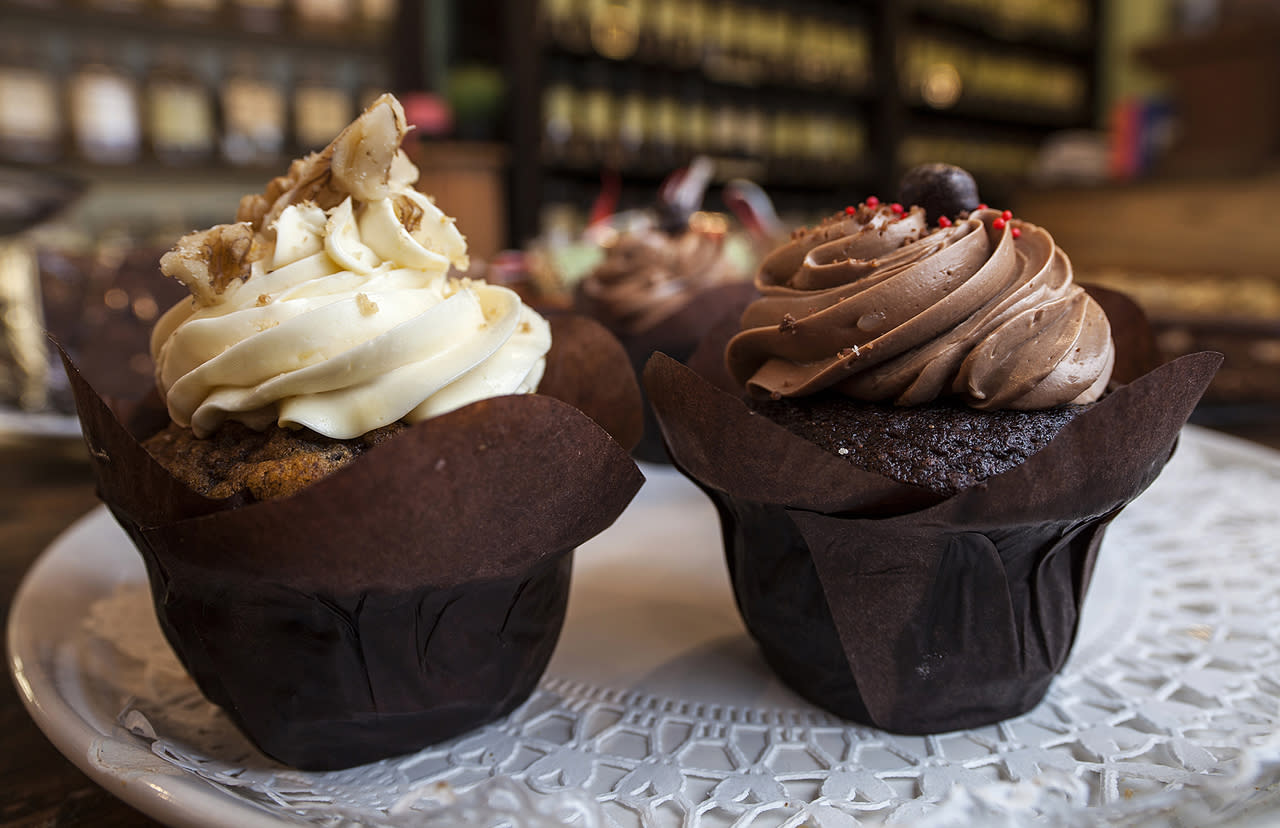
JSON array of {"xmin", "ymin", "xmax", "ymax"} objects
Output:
[
  {"xmin": 644, "ymin": 286, "xmax": 1222, "ymax": 733},
  {"xmin": 61, "ymin": 314, "xmax": 645, "ymax": 769},
  {"xmin": 579, "ymin": 279, "xmax": 759, "ymax": 463}
]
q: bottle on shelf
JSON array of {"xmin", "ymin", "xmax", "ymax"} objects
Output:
[
  {"xmin": 0, "ymin": 34, "xmax": 63, "ymax": 164},
  {"xmin": 146, "ymin": 48, "xmax": 216, "ymax": 165},
  {"xmin": 155, "ymin": 0, "xmax": 222, "ymax": 25},
  {"xmin": 220, "ymin": 53, "xmax": 286, "ymax": 166},
  {"xmin": 356, "ymin": 60, "xmax": 391, "ymax": 112},
  {"xmin": 616, "ymin": 72, "xmax": 648, "ymax": 168},
  {"xmin": 68, "ymin": 44, "xmax": 142, "ymax": 165},
  {"xmin": 542, "ymin": 0, "xmax": 592, "ymax": 54},
  {"xmin": 292, "ymin": 60, "xmax": 354, "ymax": 152},
  {"xmin": 701, "ymin": 0, "xmax": 735, "ymax": 82},
  {"xmin": 229, "ymin": 0, "xmax": 287, "ymax": 33},
  {"xmin": 677, "ymin": 76, "xmax": 709, "ymax": 163},
  {"xmin": 79, "ymin": 0, "xmax": 147, "ymax": 16},
  {"xmin": 292, "ymin": 0, "xmax": 354, "ymax": 38},
  {"xmin": 654, "ymin": 0, "xmax": 705, "ymax": 70},
  {"xmin": 589, "ymin": 0, "xmax": 641, "ymax": 62},
  {"xmin": 356, "ymin": 0, "xmax": 396, "ymax": 41},
  {"xmin": 647, "ymin": 75, "xmax": 680, "ymax": 170},
  {"xmin": 541, "ymin": 59, "xmax": 578, "ymax": 165},
  {"xmin": 632, "ymin": 0, "xmax": 661, "ymax": 61},
  {"xmin": 578, "ymin": 61, "xmax": 616, "ymax": 167}
]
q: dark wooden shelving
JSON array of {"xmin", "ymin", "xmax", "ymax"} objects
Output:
[
  {"xmin": 542, "ymin": 43, "xmax": 875, "ymax": 104},
  {"xmin": 909, "ymin": 6, "xmax": 1096, "ymax": 60},
  {"xmin": 500, "ymin": 0, "xmax": 1103, "ymax": 246},
  {"xmin": 907, "ymin": 100, "xmax": 1090, "ymax": 133},
  {"xmin": 3, "ymin": 3, "xmax": 387, "ymax": 57}
]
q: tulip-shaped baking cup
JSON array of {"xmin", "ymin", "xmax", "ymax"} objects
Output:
[
  {"xmin": 644, "ymin": 287, "xmax": 1220, "ymax": 733},
  {"xmin": 63, "ymin": 314, "xmax": 645, "ymax": 770}
]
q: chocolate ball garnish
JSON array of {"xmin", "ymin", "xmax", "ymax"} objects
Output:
[{"xmin": 898, "ymin": 163, "xmax": 980, "ymax": 226}]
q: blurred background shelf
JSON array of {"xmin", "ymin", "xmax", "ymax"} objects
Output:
[{"xmin": 2, "ymin": 0, "xmax": 1279, "ymax": 429}]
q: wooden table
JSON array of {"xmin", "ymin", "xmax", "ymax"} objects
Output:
[
  {"xmin": 2, "ymin": 419, "xmax": 1278, "ymax": 826},
  {"xmin": 0, "ymin": 441, "xmax": 160, "ymax": 827}
]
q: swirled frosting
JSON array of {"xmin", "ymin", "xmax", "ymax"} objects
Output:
[
  {"xmin": 151, "ymin": 95, "xmax": 551, "ymax": 439},
  {"xmin": 578, "ymin": 226, "xmax": 741, "ymax": 336},
  {"xmin": 726, "ymin": 204, "xmax": 1114, "ymax": 410}
]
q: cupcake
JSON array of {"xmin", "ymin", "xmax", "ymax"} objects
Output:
[
  {"xmin": 644, "ymin": 164, "xmax": 1221, "ymax": 734},
  {"xmin": 575, "ymin": 158, "xmax": 758, "ymax": 462},
  {"xmin": 61, "ymin": 95, "xmax": 644, "ymax": 769}
]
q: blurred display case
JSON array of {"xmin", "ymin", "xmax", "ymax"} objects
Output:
[
  {"xmin": 0, "ymin": 0, "xmax": 395, "ymax": 234},
  {"xmin": 1014, "ymin": 171, "xmax": 1280, "ymax": 415},
  {"xmin": 508, "ymin": 0, "xmax": 1103, "ymax": 243},
  {"xmin": 0, "ymin": 0, "xmax": 396, "ymax": 419}
]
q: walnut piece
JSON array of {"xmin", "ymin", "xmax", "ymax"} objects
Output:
[
  {"xmin": 160, "ymin": 223, "xmax": 264, "ymax": 306},
  {"xmin": 235, "ymin": 94, "xmax": 411, "ymax": 237},
  {"xmin": 393, "ymin": 193, "xmax": 425, "ymax": 233}
]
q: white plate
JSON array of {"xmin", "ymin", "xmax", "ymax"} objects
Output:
[
  {"xmin": 0, "ymin": 405, "xmax": 81, "ymax": 444},
  {"xmin": 10, "ymin": 425, "xmax": 1280, "ymax": 827}
]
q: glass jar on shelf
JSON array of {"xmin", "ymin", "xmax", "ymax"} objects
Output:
[
  {"xmin": 542, "ymin": 0, "xmax": 591, "ymax": 53},
  {"xmin": 146, "ymin": 49, "xmax": 216, "ymax": 165},
  {"xmin": 679, "ymin": 84, "xmax": 711, "ymax": 159},
  {"xmin": 155, "ymin": 0, "xmax": 222, "ymax": 25},
  {"xmin": 659, "ymin": 0, "xmax": 705, "ymax": 69},
  {"xmin": 68, "ymin": 46, "xmax": 141, "ymax": 165},
  {"xmin": 633, "ymin": 0, "xmax": 661, "ymax": 60},
  {"xmin": 292, "ymin": 0, "xmax": 354, "ymax": 38},
  {"xmin": 0, "ymin": 35, "xmax": 63, "ymax": 163},
  {"xmin": 578, "ymin": 63, "xmax": 616, "ymax": 164},
  {"xmin": 229, "ymin": 0, "xmax": 286, "ymax": 33},
  {"xmin": 356, "ymin": 61, "xmax": 391, "ymax": 112},
  {"xmin": 541, "ymin": 62, "xmax": 578, "ymax": 164},
  {"xmin": 220, "ymin": 53, "xmax": 286, "ymax": 166},
  {"xmin": 616, "ymin": 85, "xmax": 648, "ymax": 167},
  {"xmin": 292, "ymin": 61, "xmax": 353, "ymax": 152},
  {"xmin": 647, "ymin": 81, "xmax": 679, "ymax": 168},
  {"xmin": 356, "ymin": 0, "xmax": 396, "ymax": 41},
  {"xmin": 589, "ymin": 0, "xmax": 641, "ymax": 61},
  {"xmin": 79, "ymin": 0, "xmax": 146, "ymax": 16}
]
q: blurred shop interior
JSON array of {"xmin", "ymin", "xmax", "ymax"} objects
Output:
[{"xmin": 2, "ymin": 0, "xmax": 1279, "ymax": 445}]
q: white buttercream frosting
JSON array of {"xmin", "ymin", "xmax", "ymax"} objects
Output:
[{"xmin": 151, "ymin": 156, "xmax": 550, "ymax": 440}]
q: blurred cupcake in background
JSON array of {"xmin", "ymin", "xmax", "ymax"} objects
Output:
[{"xmin": 574, "ymin": 157, "xmax": 760, "ymax": 463}]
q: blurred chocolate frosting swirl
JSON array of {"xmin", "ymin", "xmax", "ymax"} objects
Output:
[
  {"xmin": 577, "ymin": 227, "xmax": 742, "ymax": 337},
  {"xmin": 726, "ymin": 203, "xmax": 1115, "ymax": 410}
]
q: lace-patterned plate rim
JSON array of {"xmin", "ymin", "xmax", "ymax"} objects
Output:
[{"xmin": 8, "ymin": 425, "xmax": 1280, "ymax": 828}]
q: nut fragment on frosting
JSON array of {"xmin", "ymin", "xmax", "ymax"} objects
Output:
[
  {"xmin": 726, "ymin": 202, "xmax": 1115, "ymax": 410},
  {"xmin": 151, "ymin": 94, "xmax": 551, "ymax": 439}
]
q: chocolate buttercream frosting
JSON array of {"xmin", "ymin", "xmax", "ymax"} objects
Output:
[
  {"xmin": 577, "ymin": 227, "xmax": 743, "ymax": 337},
  {"xmin": 726, "ymin": 203, "xmax": 1115, "ymax": 410}
]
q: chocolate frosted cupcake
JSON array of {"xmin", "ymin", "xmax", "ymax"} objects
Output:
[
  {"xmin": 62, "ymin": 95, "xmax": 644, "ymax": 770},
  {"xmin": 645, "ymin": 165, "xmax": 1220, "ymax": 734},
  {"xmin": 575, "ymin": 161, "xmax": 757, "ymax": 462}
]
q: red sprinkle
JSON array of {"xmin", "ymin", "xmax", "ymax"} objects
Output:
[
  {"xmin": 1011, "ymin": 227, "xmax": 1022, "ymax": 239},
  {"xmin": 845, "ymin": 205, "xmax": 856, "ymax": 215},
  {"xmin": 890, "ymin": 202, "xmax": 904, "ymax": 215},
  {"xmin": 992, "ymin": 217, "xmax": 1007, "ymax": 230},
  {"xmin": 1001, "ymin": 209, "xmax": 1012, "ymax": 220},
  {"xmin": 865, "ymin": 195, "xmax": 880, "ymax": 208},
  {"xmin": 937, "ymin": 215, "xmax": 952, "ymax": 228},
  {"xmin": 978, "ymin": 203, "xmax": 988, "ymax": 210}
]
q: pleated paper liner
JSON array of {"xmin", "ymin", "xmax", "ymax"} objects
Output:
[
  {"xmin": 61, "ymin": 314, "xmax": 645, "ymax": 770},
  {"xmin": 645, "ymin": 285, "xmax": 1222, "ymax": 733},
  {"xmin": 577, "ymin": 278, "xmax": 759, "ymax": 464}
]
